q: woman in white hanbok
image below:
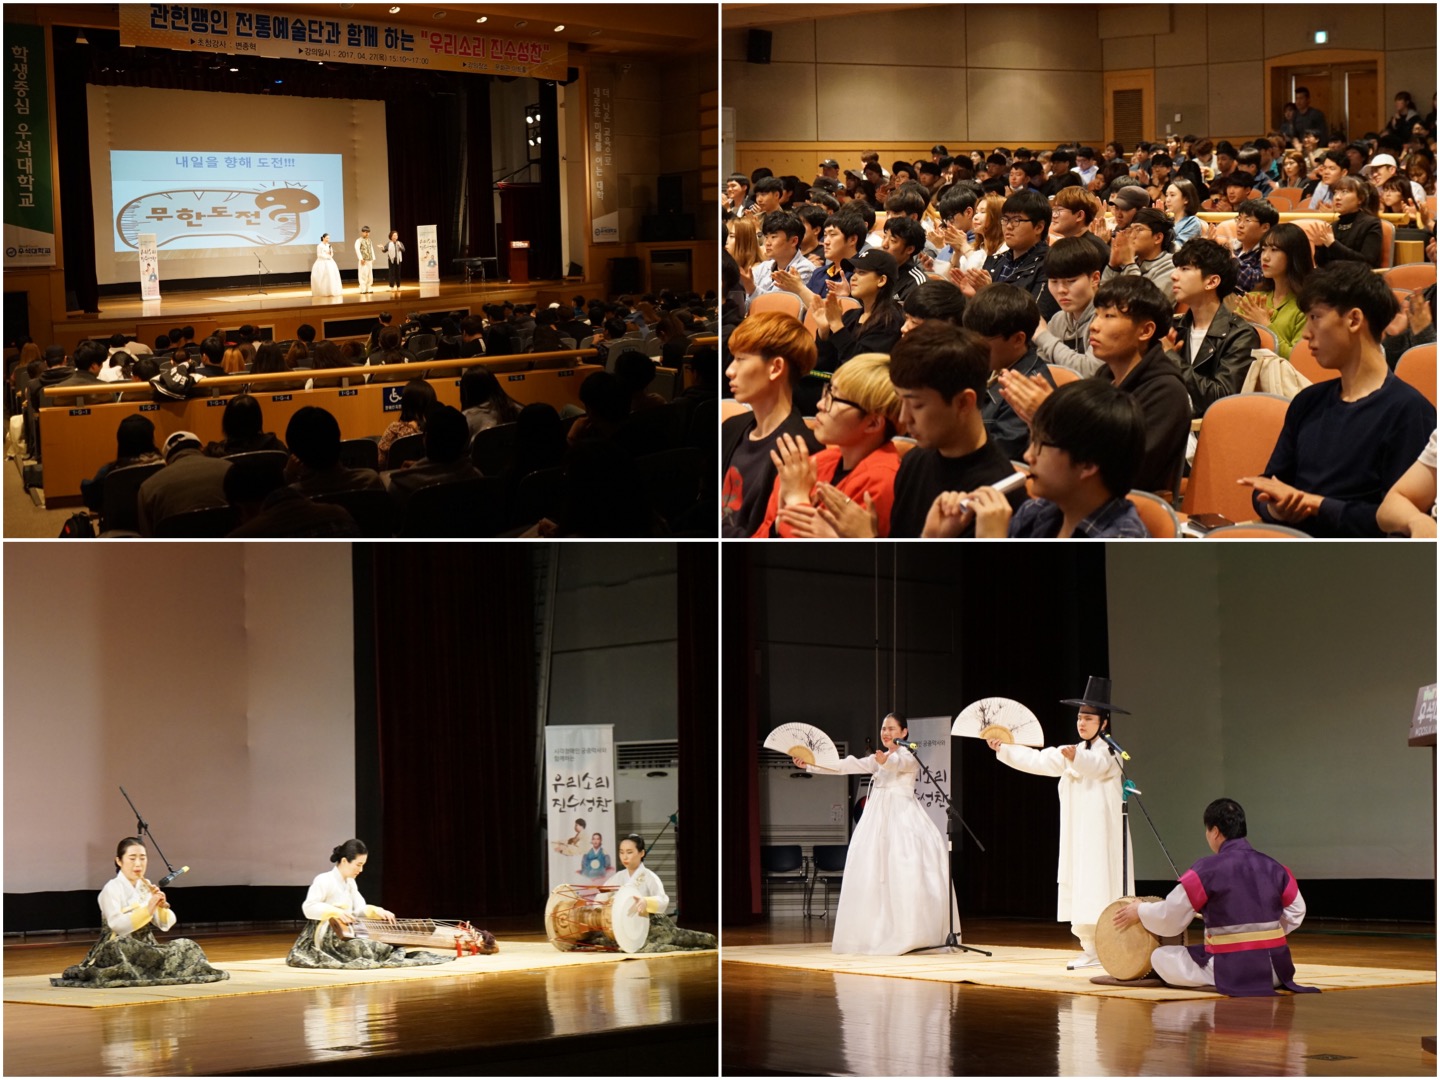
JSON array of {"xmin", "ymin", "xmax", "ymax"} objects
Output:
[
  {"xmin": 310, "ymin": 233, "xmax": 343, "ymax": 297},
  {"xmin": 989, "ymin": 677, "xmax": 1133, "ymax": 969},
  {"xmin": 794, "ymin": 713, "xmax": 959, "ymax": 955},
  {"xmin": 600, "ymin": 833, "xmax": 715, "ymax": 952}
]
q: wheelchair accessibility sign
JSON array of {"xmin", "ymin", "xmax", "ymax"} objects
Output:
[{"xmin": 383, "ymin": 386, "xmax": 405, "ymax": 412}]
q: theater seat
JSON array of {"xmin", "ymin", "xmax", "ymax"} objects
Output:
[
  {"xmin": 1286, "ymin": 337, "xmax": 1340, "ymax": 384},
  {"xmin": 1385, "ymin": 263, "xmax": 1437, "ymax": 291},
  {"xmin": 1046, "ymin": 365, "xmax": 1082, "ymax": 386},
  {"xmin": 1395, "ymin": 343, "xmax": 1437, "ymax": 407},
  {"xmin": 99, "ymin": 461, "xmax": 165, "ymax": 534},
  {"xmin": 312, "ymin": 489, "xmax": 394, "ymax": 538},
  {"xmin": 226, "ymin": 449, "xmax": 290, "ymax": 471},
  {"xmin": 1126, "ymin": 489, "xmax": 1181, "ymax": 538},
  {"xmin": 154, "ymin": 504, "xmax": 241, "ymax": 538},
  {"xmin": 515, "ymin": 466, "xmax": 564, "ymax": 527},
  {"xmin": 1203, "ymin": 523, "xmax": 1309, "ymax": 538},
  {"xmin": 1181, "ymin": 392, "xmax": 1290, "ymax": 523},
  {"xmin": 636, "ymin": 447, "xmax": 702, "ymax": 530},
  {"xmin": 385, "ymin": 432, "xmax": 426, "ymax": 469},
  {"xmin": 399, "ymin": 476, "xmax": 505, "ymax": 538},
  {"xmin": 339, "ymin": 438, "xmax": 381, "ymax": 471},
  {"xmin": 470, "ymin": 422, "xmax": 518, "ymax": 476}
]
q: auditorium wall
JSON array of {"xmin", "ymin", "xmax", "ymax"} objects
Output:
[
  {"xmin": 2, "ymin": 544, "xmax": 356, "ymax": 894},
  {"xmin": 727, "ymin": 3, "xmax": 1435, "ymax": 166},
  {"xmin": 1107, "ymin": 545, "xmax": 1436, "ymax": 882},
  {"xmin": 544, "ymin": 544, "xmax": 682, "ymax": 744}
]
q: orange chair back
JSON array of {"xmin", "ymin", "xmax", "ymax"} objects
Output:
[
  {"xmin": 1386, "ymin": 263, "xmax": 1437, "ymax": 291},
  {"xmin": 1182, "ymin": 393, "xmax": 1291, "ymax": 522},
  {"xmin": 1264, "ymin": 193, "xmax": 1295, "ymax": 211},
  {"xmin": 1395, "ymin": 343, "xmax": 1437, "ymax": 407},
  {"xmin": 1203, "ymin": 523, "xmax": 1309, "ymax": 538},
  {"xmin": 747, "ymin": 292, "xmax": 807, "ymax": 320},
  {"xmin": 1379, "ymin": 219, "xmax": 1395, "ymax": 269},
  {"xmin": 1247, "ymin": 323, "xmax": 1279, "ymax": 353},
  {"xmin": 1047, "ymin": 365, "xmax": 1082, "ymax": 386},
  {"xmin": 1286, "ymin": 337, "xmax": 1340, "ymax": 384},
  {"xmin": 1126, "ymin": 490, "xmax": 1180, "ymax": 538},
  {"xmin": 1272, "ymin": 187, "xmax": 1305, "ymax": 204},
  {"xmin": 721, "ymin": 399, "xmax": 750, "ymax": 423}
]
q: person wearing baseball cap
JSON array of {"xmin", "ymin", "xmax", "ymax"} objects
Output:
[
  {"xmin": 136, "ymin": 430, "xmax": 232, "ymax": 535},
  {"xmin": 818, "ymin": 159, "xmax": 840, "ymax": 181},
  {"xmin": 1364, "ymin": 152, "xmax": 1427, "ymax": 204}
]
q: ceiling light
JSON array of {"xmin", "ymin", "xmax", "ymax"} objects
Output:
[
  {"xmin": 535, "ymin": 135, "xmax": 541, "ymax": 144},
  {"xmin": 229, "ymin": 66, "xmax": 238, "ymax": 72},
  {"xmin": 388, "ymin": 5, "xmax": 401, "ymax": 13},
  {"xmin": 514, "ymin": 20, "xmax": 528, "ymax": 28},
  {"xmin": 434, "ymin": 10, "xmax": 447, "ymax": 18},
  {"xmin": 475, "ymin": 15, "xmax": 487, "ymax": 23},
  {"xmin": 527, "ymin": 138, "xmax": 535, "ymax": 147},
  {"xmin": 553, "ymin": 25, "xmax": 564, "ymax": 32},
  {"xmin": 589, "ymin": 30, "xmax": 603, "ymax": 37},
  {"xmin": 75, "ymin": 29, "xmax": 90, "ymax": 45}
]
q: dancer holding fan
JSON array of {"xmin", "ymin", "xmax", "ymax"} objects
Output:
[
  {"xmin": 986, "ymin": 676, "xmax": 1133, "ymax": 969},
  {"xmin": 786, "ymin": 713, "xmax": 960, "ymax": 955}
]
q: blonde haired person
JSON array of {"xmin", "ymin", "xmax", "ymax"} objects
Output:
[
  {"xmin": 221, "ymin": 346, "xmax": 248, "ymax": 375},
  {"xmin": 1049, "ymin": 186, "xmax": 1110, "ymax": 264},
  {"xmin": 753, "ymin": 352, "xmax": 904, "ymax": 537}
]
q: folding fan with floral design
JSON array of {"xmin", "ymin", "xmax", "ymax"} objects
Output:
[
  {"xmin": 952, "ymin": 697, "xmax": 1044, "ymax": 746},
  {"xmin": 763, "ymin": 722, "xmax": 841, "ymax": 769}
]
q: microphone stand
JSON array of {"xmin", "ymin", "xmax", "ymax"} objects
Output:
[
  {"xmin": 903, "ymin": 743, "xmax": 991, "ymax": 957},
  {"xmin": 250, "ymin": 253, "xmax": 268, "ymax": 296},
  {"xmin": 118, "ymin": 786, "xmax": 181, "ymax": 884},
  {"xmin": 1100, "ymin": 735, "xmax": 1181, "ymax": 886}
]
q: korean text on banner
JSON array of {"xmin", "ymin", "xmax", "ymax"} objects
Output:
[
  {"xmin": 909, "ymin": 715, "xmax": 954, "ymax": 845},
  {"xmin": 138, "ymin": 233, "xmax": 161, "ymax": 300},
  {"xmin": 5, "ymin": 24, "xmax": 57, "ymax": 268},
  {"xmin": 544, "ymin": 725, "xmax": 616, "ymax": 895},
  {"xmin": 416, "ymin": 224, "xmax": 439, "ymax": 283}
]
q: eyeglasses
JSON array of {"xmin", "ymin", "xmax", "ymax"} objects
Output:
[
  {"xmin": 819, "ymin": 384, "xmax": 866, "ymax": 413},
  {"xmin": 1000, "ymin": 216, "xmax": 1033, "ymax": 228}
]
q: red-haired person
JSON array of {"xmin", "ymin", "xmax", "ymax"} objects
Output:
[{"xmin": 722, "ymin": 312, "xmax": 822, "ymax": 537}]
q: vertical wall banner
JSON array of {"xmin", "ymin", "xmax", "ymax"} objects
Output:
[
  {"xmin": 4, "ymin": 23, "xmax": 56, "ymax": 268},
  {"xmin": 544, "ymin": 724, "xmax": 616, "ymax": 895},
  {"xmin": 909, "ymin": 716, "xmax": 954, "ymax": 844},
  {"xmin": 137, "ymin": 233, "xmax": 161, "ymax": 300},
  {"xmin": 416, "ymin": 224, "xmax": 438, "ymax": 283},
  {"xmin": 588, "ymin": 67, "xmax": 618, "ymax": 243}
]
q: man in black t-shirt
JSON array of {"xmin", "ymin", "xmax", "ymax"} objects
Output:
[
  {"xmin": 721, "ymin": 312, "xmax": 822, "ymax": 537},
  {"xmin": 819, "ymin": 321, "xmax": 1017, "ymax": 537}
]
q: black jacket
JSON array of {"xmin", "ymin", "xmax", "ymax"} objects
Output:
[
  {"xmin": 1167, "ymin": 302, "xmax": 1260, "ymax": 416},
  {"xmin": 1095, "ymin": 343, "xmax": 1192, "ymax": 494}
]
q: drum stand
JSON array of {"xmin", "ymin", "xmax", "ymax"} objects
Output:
[{"xmin": 904, "ymin": 744, "xmax": 991, "ymax": 958}]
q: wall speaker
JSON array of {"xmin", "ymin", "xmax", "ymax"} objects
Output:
[
  {"xmin": 746, "ymin": 29, "xmax": 772, "ymax": 64},
  {"xmin": 657, "ymin": 174, "xmax": 684, "ymax": 215}
]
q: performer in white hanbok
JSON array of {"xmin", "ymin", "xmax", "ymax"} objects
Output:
[
  {"xmin": 50, "ymin": 837, "xmax": 228, "ymax": 988},
  {"xmin": 989, "ymin": 676, "xmax": 1133, "ymax": 969},
  {"xmin": 354, "ymin": 226, "xmax": 375, "ymax": 294},
  {"xmin": 601, "ymin": 834, "xmax": 715, "ymax": 952},
  {"xmin": 286, "ymin": 839, "xmax": 452, "ymax": 968},
  {"xmin": 310, "ymin": 234, "xmax": 342, "ymax": 297},
  {"xmin": 793, "ymin": 713, "xmax": 960, "ymax": 955}
]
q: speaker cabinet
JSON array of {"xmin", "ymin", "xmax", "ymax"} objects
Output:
[{"xmin": 746, "ymin": 29, "xmax": 772, "ymax": 64}]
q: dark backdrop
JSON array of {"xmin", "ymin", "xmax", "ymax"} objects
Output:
[{"xmin": 722, "ymin": 546, "xmax": 1110, "ymax": 925}]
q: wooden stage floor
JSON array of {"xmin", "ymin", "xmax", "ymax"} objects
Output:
[
  {"xmin": 5, "ymin": 919, "xmax": 717, "ymax": 1076},
  {"xmin": 722, "ymin": 917, "xmax": 1436, "ymax": 1077}
]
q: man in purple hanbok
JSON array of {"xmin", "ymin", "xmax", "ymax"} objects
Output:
[{"xmin": 1113, "ymin": 798, "xmax": 1319, "ymax": 997}]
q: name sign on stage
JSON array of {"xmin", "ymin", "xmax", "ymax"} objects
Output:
[
  {"xmin": 138, "ymin": 232, "xmax": 160, "ymax": 300},
  {"xmin": 1410, "ymin": 684, "xmax": 1436, "ymax": 746},
  {"xmin": 120, "ymin": 6, "xmax": 568, "ymax": 79},
  {"xmin": 416, "ymin": 224, "xmax": 438, "ymax": 284}
]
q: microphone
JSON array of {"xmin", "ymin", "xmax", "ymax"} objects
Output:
[
  {"xmin": 1099, "ymin": 733, "xmax": 1131, "ymax": 761},
  {"xmin": 158, "ymin": 866, "xmax": 190, "ymax": 888}
]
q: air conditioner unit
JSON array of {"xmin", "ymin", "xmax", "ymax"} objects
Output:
[
  {"xmin": 615, "ymin": 740, "xmax": 679, "ymax": 913},
  {"xmin": 760, "ymin": 743, "xmax": 852, "ymax": 917}
]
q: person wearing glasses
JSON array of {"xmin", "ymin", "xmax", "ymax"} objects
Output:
[
  {"xmin": 753, "ymin": 352, "xmax": 904, "ymax": 538},
  {"xmin": 981, "ymin": 190, "xmax": 1058, "ymax": 318}
]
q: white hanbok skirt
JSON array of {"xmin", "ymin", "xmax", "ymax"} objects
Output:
[{"xmin": 311, "ymin": 258, "xmax": 342, "ymax": 297}]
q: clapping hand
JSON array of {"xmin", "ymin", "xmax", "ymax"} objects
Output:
[
  {"xmin": 1407, "ymin": 291, "xmax": 1433, "ymax": 336},
  {"xmin": 1298, "ymin": 219, "xmax": 1334, "ymax": 246},
  {"xmin": 823, "ymin": 289, "xmax": 845, "ymax": 330},
  {"xmin": 776, "ymin": 502, "xmax": 840, "ymax": 538},
  {"xmin": 996, "ymin": 367, "xmax": 1054, "ymax": 424},
  {"xmin": 1109, "ymin": 228, "xmax": 1133, "ymax": 267},
  {"xmin": 770, "ymin": 433, "xmax": 819, "ymax": 507},
  {"xmin": 814, "ymin": 482, "xmax": 879, "ymax": 537},
  {"xmin": 1233, "ymin": 292, "xmax": 1270, "ymax": 326},
  {"xmin": 772, "ymin": 268, "xmax": 803, "ymax": 295}
]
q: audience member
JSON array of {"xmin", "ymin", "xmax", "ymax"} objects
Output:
[
  {"xmin": 1049, "ymin": 186, "xmax": 1110, "ymax": 265},
  {"xmin": 613, "ymin": 350, "xmax": 669, "ymax": 415},
  {"xmin": 963, "ymin": 283, "xmax": 1056, "ymax": 460},
  {"xmin": 1166, "ymin": 238, "xmax": 1260, "ymax": 414},
  {"xmin": 136, "ymin": 430, "xmax": 232, "ymax": 536},
  {"xmin": 901, "ymin": 280, "xmax": 967, "ymax": 332},
  {"xmin": 378, "ymin": 378, "xmax": 436, "ymax": 467},
  {"xmin": 1230, "ymin": 199, "xmax": 1278, "ymax": 294},
  {"xmin": 1302, "ymin": 176, "xmax": 1384, "ymax": 267},
  {"xmin": 1035, "ymin": 237, "xmax": 1107, "ymax": 376},
  {"xmin": 48, "ymin": 340, "xmax": 109, "ymax": 406},
  {"xmin": 225, "ymin": 460, "xmax": 359, "ymax": 537},
  {"xmin": 721, "ymin": 313, "xmax": 822, "ymax": 537},
  {"xmin": 1233, "ymin": 223, "xmax": 1314, "ymax": 359},
  {"xmin": 1376, "ymin": 429, "xmax": 1438, "ymax": 537},
  {"xmin": 203, "ymin": 394, "xmax": 288, "ymax": 457},
  {"xmin": 1242, "ymin": 263, "xmax": 1435, "ymax": 536},
  {"xmin": 928, "ymin": 379, "xmax": 1148, "ymax": 538},
  {"xmin": 385, "ymin": 404, "xmax": 481, "ymax": 511},
  {"xmin": 80, "ymin": 414, "xmax": 163, "ymax": 513},
  {"xmin": 1164, "ymin": 180, "xmax": 1204, "ymax": 250},
  {"xmin": 459, "ymin": 368, "xmax": 523, "ymax": 440},
  {"xmin": 284, "ymin": 406, "xmax": 383, "ymax": 495},
  {"xmin": 1105, "ymin": 208, "xmax": 1175, "ymax": 292},
  {"xmin": 754, "ymin": 351, "xmax": 904, "ymax": 538}
]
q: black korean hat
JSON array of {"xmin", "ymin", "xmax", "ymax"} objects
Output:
[{"xmin": 1059, "ymin": 675, "xmax": 1130, "ymax": 715}]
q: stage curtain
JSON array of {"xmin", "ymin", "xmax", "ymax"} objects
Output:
[
  {"xmin": 355, "ymin": 543, "xmax": 537, "ymax": 918},
  {"xmin": 676, "ymin": 544, "xmax": 717, "ymax": 925},
  {"xmin": 720, "ymin": 549, "xmax": 763, "ymax": 924},
  {"xmin": 956, "ymin": 547, "xmax": 1110, "ymax": 920},
  {"xmin": 52, "ymin": 32, "xmax": 100, "ymax": 313}
]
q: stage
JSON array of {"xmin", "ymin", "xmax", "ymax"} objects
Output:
[
  {"xmin": 46, "ymin": 277, "xmax": 602, "ymax": 355},
  {"xmin": 722, "ymin": 917, "xmax": 1437, "ymax": 1076},
  {"xmin": 4, "ymin": 918, "xmax": 717, "ymax": 1076}
]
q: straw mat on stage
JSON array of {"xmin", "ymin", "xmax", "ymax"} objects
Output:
[
  {"xmin": 4, "ymin": 940, "xmax": 715, "ymax": 1009},
  {"xmin": 722, "ymin": 943, "xmax": 1434, "ymax": 1001}
]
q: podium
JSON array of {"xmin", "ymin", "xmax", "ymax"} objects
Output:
[{"xmin": 508, "ymin": 241, "xmax": 531, "ymax": 285}]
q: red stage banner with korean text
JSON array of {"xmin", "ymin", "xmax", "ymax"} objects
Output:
[{"xmin": 119, "ymin": 5, "xmax": 568, "ymax": 79}]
